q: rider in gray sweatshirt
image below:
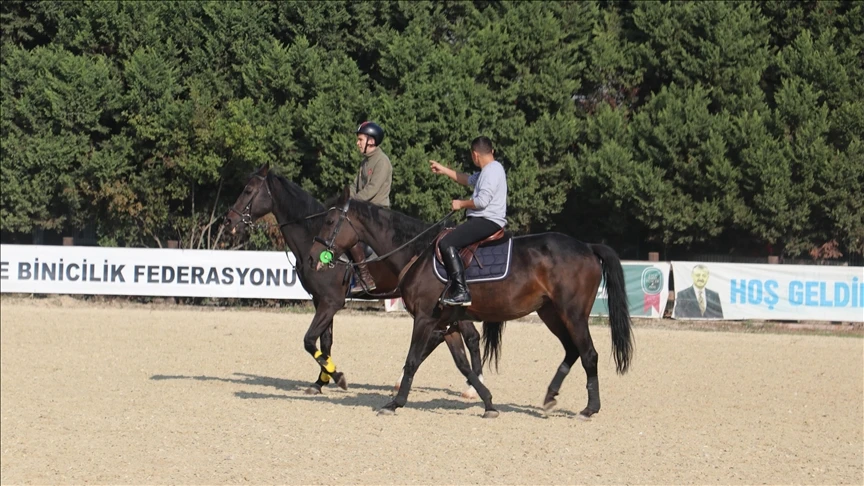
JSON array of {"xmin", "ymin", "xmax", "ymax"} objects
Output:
[{"xmin": 429, "ymin": 136, "xmax": 508, "ymax": 306}]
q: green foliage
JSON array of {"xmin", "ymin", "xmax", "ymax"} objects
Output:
[{"xmin": 1, "ymin": 0, "xmax": 861, "ymax": 259}]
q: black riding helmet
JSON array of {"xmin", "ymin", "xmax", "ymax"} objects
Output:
[{"xmin": 356, "ymin": 121, "xmax": 384, "ymax": 146}]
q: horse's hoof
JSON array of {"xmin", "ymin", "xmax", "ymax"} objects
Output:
[
  {"xmin": 332, "ymin": 372, "xmax": 348, "ymax": 390},
  {"xmin": 377, "ymin": 408, "xmax": 396, "ymax": 416},
  {"xmin": 461, "ymin": 386, "xmax": 479, "ymax": 400},
  {"xmin": 482, "ymin": 410, "xmax": 499, "ymax": 419},
  {"xmin": 304, "ymin": 386, "xmax": 322, "ymax": 395},
  {"xmin": 578, "ymin": 408, "xmax": 597, "ymax": 420},
  {"xmin": 542, "ymin": 398, "xmax": 557, "ymax": 412}
]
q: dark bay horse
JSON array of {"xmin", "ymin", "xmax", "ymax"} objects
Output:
[
  {"xmin": 310, "ymin": 189, "xmax": 633, "ymax": 418},
  {"xmin": 223, "ymin": 164, "xmax": 487, "ymax": 397}
]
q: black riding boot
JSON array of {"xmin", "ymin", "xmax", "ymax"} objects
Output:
[{"xmin": 441, "ymin": 246, "xmax": 471, "ymax": 306}]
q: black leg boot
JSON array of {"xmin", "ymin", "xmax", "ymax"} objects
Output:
[{"xmin": 441, "ymin": 246, "xmax": 472, "ymax": 306}]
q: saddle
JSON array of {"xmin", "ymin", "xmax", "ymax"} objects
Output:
[{"xmin": 434, "ymin": 228, "xmax": 508, "ymax": 268}]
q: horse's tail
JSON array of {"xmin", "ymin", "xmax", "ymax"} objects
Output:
[
  {"xmin": 589, "ymin": 244, "xmax": 633, "ymax": 375},
  {"xmin": 481, "ymin": 321, "xmax": 506, "ymax": 372}
]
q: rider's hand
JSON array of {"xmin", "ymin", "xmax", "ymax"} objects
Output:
[
  {"xmin": 451, "ymin": 199, "xmax": 463, "ymax": 211},
  {"xmin": 429, "ymin": 160, "xmax": 447, "ymax": 175}
]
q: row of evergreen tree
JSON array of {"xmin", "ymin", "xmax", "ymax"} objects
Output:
[{"xmin": 2, "ymin": 1, "xmax": 862, "ymax": 260}]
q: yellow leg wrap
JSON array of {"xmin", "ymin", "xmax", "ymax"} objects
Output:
[
  {"xmin": 323, "ymin": 357, "xmax": 336, "ymax": 374},
  {"xmin": 314, "ymin": 351, "xmax": 336, "ymax": 374},
  {"xmin": 319, "ymin": 371, "xmax": 331, "ymax": 384}
]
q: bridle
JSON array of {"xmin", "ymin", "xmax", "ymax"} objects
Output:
[
  {"xmin": 313, "ymin": 198, "xmax": 360, "ymax": 268},
  {"xmin": 226, "ymin": 174, "xmax": 271, "ymax": 227},
  {"xmin": 224, "ymin": 172, "xmax": 330, "ymax": 272},
  {"xmin": 226, "ymin": 174, "xmax": 328, "ymax": 231}
]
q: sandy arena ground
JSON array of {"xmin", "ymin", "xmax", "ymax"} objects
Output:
[{"xmin": 1, "ymin": 297, "xmax": 862, "ymax": 485}]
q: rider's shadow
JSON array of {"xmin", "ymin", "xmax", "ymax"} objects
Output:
[{"xmin": 150, "ymin": 372, "xmax": 578, "ymax": 419}]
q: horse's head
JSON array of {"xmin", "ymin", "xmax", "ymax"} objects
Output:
[
  {"xmin": 310, "ymin": 185, "xmax": 359, "ymax": 271},
  {"xmin": 223, "ymin": 163, "xmax": 276, "ymax": 238}
]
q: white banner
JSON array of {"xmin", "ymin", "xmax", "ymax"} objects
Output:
[
  {"xmin": 0, "ymin": 245, "xmax": 312, "ymax": 300},
  {"xmin": 671, "ymin": 261, "xmax": 864, "ymax": 322}
]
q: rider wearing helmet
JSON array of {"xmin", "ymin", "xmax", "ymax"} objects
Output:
[
  {"xmin": 348, "ymin": 121, "xmax": 392, "ymax": 294},
  {"xmin": 429, "ymin": 136, "xmax": 507, "ymax": 306}
]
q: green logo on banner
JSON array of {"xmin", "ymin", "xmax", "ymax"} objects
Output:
[
  {"xmin": 641, "ymin": 267, "xmax": 663, "ymax": 294},
  {"xmin": 592, "ymin": 264, "xmax": 666, "ymax": 318}
]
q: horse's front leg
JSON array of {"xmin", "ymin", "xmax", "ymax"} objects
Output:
[
  {"xmin": 379, "ymin": 317, "xmax": 445, "ymax": 415},
  {"xmin": 392, "ymin": 320, "xmax": 485, "ymax": 399},
  {"xmin": 457, "ymin": 320, "xmax": 485, "ymax": 399},
  {"xmin": 303, "ymin": 304, "xmax": 346, "ymax": 395},
  {"xmin": 444, "ymin": 326, "xmax": 498, "ymax": 418},
  {"xmin": 318, "ymin": 323, "xmax": 347, "ymax": 389}
]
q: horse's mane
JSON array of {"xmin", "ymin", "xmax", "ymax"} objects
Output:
[
  {"xmin": 349, "ymin": 199, "xmax": 447, "ymax": 254},
  {"xmin": 270, "ymin": 173, "xmax": 326, "ymax": 229}
]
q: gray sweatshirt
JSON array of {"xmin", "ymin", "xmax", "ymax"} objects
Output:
[{"xmin": 466, "ymin": 160, "xmax": 507, "ymax": 227}]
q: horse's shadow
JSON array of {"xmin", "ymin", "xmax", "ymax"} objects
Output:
[{"xmin": 150, "ymin": 372, "xmax": 580, "ymax": 419}]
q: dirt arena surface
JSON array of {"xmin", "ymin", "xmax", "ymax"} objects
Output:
[{"xmin": 1, "ymin": 297, "xmax": 862, "ymax": 485}]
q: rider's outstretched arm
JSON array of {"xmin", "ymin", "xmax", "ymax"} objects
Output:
[
  {"xmin": 452, "ymin": 171, "xmax": 470, "ymax": 186},
  {"xmin": 430, "ymin": 160, "xmax": 470, "ymax": 186}
]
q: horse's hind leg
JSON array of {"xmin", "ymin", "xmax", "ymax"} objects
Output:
[
  {"xmin": 536, "ymin": 303, "xmax": 581, "ymax": 414},
  {"xmin": 557, "ymin": 301, "xmax": 601, "ymax": 418},
  {"xmin": 568, "ymin": 313, "xmax": 600, "ymax": 418},
  {"xmin": 444, "ymin": 327, "xmax": 498, "ymax": 418}
]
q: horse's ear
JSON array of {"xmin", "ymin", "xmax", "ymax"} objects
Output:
[
  {"xmin": 340, "ymin": 184, "xmax": 350, "ymax": 203},
  {"xmin": 256, "ymin": 163, "xmax": 269, "ymax": 177}
]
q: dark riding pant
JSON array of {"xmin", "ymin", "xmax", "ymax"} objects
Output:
[{"xmin": 438, "ymin": 217, "xmax": 502, "ymax": 253}]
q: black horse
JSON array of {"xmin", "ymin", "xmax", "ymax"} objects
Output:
[
  {"xmin": 223, "ymin": 164, "xmax": 488, "ymax": 398},
  {"xmin": 310, "ymin": 188, "xmax": 633, "ymax": 418}
]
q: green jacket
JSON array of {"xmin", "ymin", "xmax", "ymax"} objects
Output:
[{"xmin": 350, "ymin": 147, "xmax": 392, "ymax": 208}]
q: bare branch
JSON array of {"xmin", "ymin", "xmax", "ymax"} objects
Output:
[
  {"xmin": 212, "ymin": 223, "xmax": 226, "ymax": 250},
  {"xmin": 199, "ymin": 178, "xmax": 224, "ymax": 250}
]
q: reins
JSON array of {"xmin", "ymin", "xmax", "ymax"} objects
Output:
[
  {"xmin": 314, "ymin": 206, "xmax": 455, "ymax": 299},
  {"xmin": 317, "ymin": 206, "xmax": 455, "ymax": 268},
  {"xmin": 348, "ymin": 210, "xmax": 457, "ymax": 266}
]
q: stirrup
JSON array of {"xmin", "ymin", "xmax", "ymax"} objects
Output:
[
  {"xmin": 442, "ymin": 296, "xmax": 472, "ymax": 307},
  {"xmin": 441, "ymin": 290, "xmax": 471, "ymax": 306}
]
